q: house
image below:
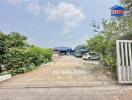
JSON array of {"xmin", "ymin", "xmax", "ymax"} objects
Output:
[
  {"xmin": 110, "ymin": 5, "xmax": 125, "ymax": 17},
  {"xmin": 53, "ymin": 47, "xmax": 73, "ymax": 55}
]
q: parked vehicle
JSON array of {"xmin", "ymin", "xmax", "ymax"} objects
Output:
[
  {"xmin": 82, "ymin": 52, "xmax": 100, "ymax": 60},
  {"xmin": 74, "ymin": 45, "xmax": 89, "ymax": 57},
  {"xmin": 74, "ymin": 49, "xmax": 88, "ymax": 57},
  {"xmin": 74, "ymin": 51, "xmax": 82, "ymax": 57}
]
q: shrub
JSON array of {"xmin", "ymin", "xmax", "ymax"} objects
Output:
[
  {"xmin": 3, "ymin": 47, "xmax": 52, "ymax": 75},
  {"xmin": 0, "ymin": 32, "xmax": 53, "ymax": 75},
  {"xmin": 4, "ymin": 48, "xmax": 36, "ymax": 75},
  {"xmin": 27, "ymin": 46, "xmax": 52, "ymax": 65}
]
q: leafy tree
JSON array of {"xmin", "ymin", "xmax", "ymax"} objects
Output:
[
  {"xmin": 86, "ymin": 19, "xmax": 127, "ymax": 72},
  {"xmin": 121, "ymin": 0, "xmax": 132, "ymax": 10},
  {"xmin": 0, "ymin": 32, "xmax": 8, "ymax": 72},
  {"xmin": 86, "ymin": 34, "xmax": 105, "ymax": 55},
  {"xmin": 120, "ymin": 0, "xmax": 132, "ymax": 16},
  {"xmin": 0, "ymin": 32, "xmax": 52, "ymax": 75},
  {"xmin": 0, "ymin": 32, "xmax": 28, "ymax": 72},
  {"xmin": 87, "ymin": 15, "xmax": 132, "ymax": 73},
  {"xmin": 7, "ymin": 32, "xmax": 28, "ymax": 48}
]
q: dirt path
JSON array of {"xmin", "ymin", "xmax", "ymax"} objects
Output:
[
  {"xmin": 0, "ymin": 55, "xmax": 115, "ymax": 87},
  {"xmin": 1, "ymin": 55, "xmax": 132, "ymax": 100}
]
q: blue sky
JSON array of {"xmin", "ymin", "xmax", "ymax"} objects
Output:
[{"xmin": 0, "ymin": 0, "xmax": 118, "ymax": 48}]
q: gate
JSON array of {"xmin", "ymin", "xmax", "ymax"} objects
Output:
[{"xmin": 116, "ymin": 40, "xmax": 132, "ymax": 83}]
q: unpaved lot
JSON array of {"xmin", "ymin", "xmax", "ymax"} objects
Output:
[
  {"xmin": 0, "ymin": 55, "xmax": 115, "ymax": 87},
  {"xmin": 1, "ymin": 55, "xmax": 132, "ymax": 100}
]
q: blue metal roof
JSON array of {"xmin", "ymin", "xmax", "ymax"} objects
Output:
[
  {"xmin": 53, "ymin": 47, "xmax": 72, "ymax": 51},
  {"xmin": 110, "ymin": 5, "xmax": 125, "ymax": 10}
]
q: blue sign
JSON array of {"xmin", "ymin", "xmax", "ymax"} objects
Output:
[{"xmin": 110, "ymin": 5, "xmax": 125, "ymax": 17}]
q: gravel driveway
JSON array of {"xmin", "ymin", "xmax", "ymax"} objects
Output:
[
  {"xmin": 0, "ymin": 55, "xmax": 115, "ymax": 87},
  {"xmin": 0, "ymin": 55, "xmax": 132, "ymax": 100}
]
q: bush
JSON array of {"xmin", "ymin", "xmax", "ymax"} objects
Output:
[
  {"xmin": 3, "ymin": 47, "xmax": 52, "ymax": 75},
  {"xmin": 4, "ymin": 47, "xmax": 52, "ymax": 75},
  {"xmin": 4, "ymin": 48, "xmax": 35, "ymax": 75},
  {"xmin": 27, "ymin": 46, "xmax": 52, "ymax": 65},
  {"xmin": 0, "ymin": 32, "xmax": 53, "ymax": 75}
]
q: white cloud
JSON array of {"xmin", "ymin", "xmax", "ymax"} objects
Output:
[
  {"xmin": 5, "ymin": 0, "xmax": 39, "ymax": 5},
  {"xmin": 26, "ymin": 2, "xmax": 85, "ymax": 35},
  {"xmin": 27, "ymin": 2, "xmax": 42, "ymax": 15},
  {"xmin": 46, "ymin": 2, "xmax": 85, "ymax": 35},
  {"xmin": 5, "ymin": 1, "xmax": 86, "ymax": 37},
  {"xmin": 6, "ymin": 0, "xmax": 22, "ymax": 5},
  {"xmin": 5, "ymin": 0, "xmax": 43, "ymax": 15}
]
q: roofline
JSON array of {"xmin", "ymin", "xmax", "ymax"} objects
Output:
[{"xmin": 110, "ymin": 5, "xmax": 125, "ymax": 10}]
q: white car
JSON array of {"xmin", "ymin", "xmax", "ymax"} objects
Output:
[{"xmin": 82, "ymin": 52, "xmax": 100, "ymax": 60}]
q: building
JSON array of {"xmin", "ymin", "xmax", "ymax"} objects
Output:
[{"xmin": 53, "ymin": 47, "xmax": 73, "ymax": 55}]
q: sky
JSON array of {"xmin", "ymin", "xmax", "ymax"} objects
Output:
[{"xmin": 0, "ymin": 0, "xmax": 118, "ymax": 48}]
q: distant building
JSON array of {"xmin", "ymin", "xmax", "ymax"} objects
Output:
[
  {"xmin": 53, "ymin": 47, "xmax": 73, "ymax": 55},
  {"xmin": 74, "ymin": 45, "xmax": 86, "ymax": 51}
]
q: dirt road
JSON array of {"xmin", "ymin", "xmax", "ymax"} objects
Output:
[
  {"xmin": 0, "ymin": 55, "xmax": 115, "ymax": 87},
  {"xmin": 0, "ymin": 55, "xmax": 132, "ymax": 100}
]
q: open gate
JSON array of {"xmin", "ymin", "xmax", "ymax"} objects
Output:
[{"xmin": 116, "ymin": 40, "xmax": 132, "ymax": 83}]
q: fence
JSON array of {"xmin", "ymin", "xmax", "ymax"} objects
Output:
[{"xmin": 116, "ymin": 40, "xmax": 132, "ymax": 83}]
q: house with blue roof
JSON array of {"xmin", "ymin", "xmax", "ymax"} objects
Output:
[{"xmin": 110, "ymin": 5, "xmax": 125, "ymax": 17}]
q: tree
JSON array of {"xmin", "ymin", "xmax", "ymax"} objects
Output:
[
  {"xmin": 0, "ymin": 32, "xmax": 53, "ymax": 75},
  {"xmin": 120, "ymin": 0, "xmax": 132, "ymax": 16},
  {"xmin": 86, "ymin": 34, "xmax": 105, "ymax": 54},
  {"xmin": 0, "ymin": 32, "xmax": 7, "ymax": 72},
  {"xmin": 86, "ymin": 19, "xmax": 128, "ymax": 72},
  {"xmin": 0, "ymin": 32, "xmax": 28, "ymax": 72},
  {"xmin": 87, "ymin": 13, "xmax": 132, "ymax": 72},
  {"xmin": 7, "ymin": 32, "xmax": 28, "ymax": 48}
]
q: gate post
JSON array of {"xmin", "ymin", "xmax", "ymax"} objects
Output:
[{"xmin": 116, "ymin": 40, "xmax": 121, "ymax": 83}]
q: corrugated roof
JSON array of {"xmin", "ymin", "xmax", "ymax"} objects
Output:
[{"xmin": 53, "ymin": 47, "xmax": 72, "ymax": 51}]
